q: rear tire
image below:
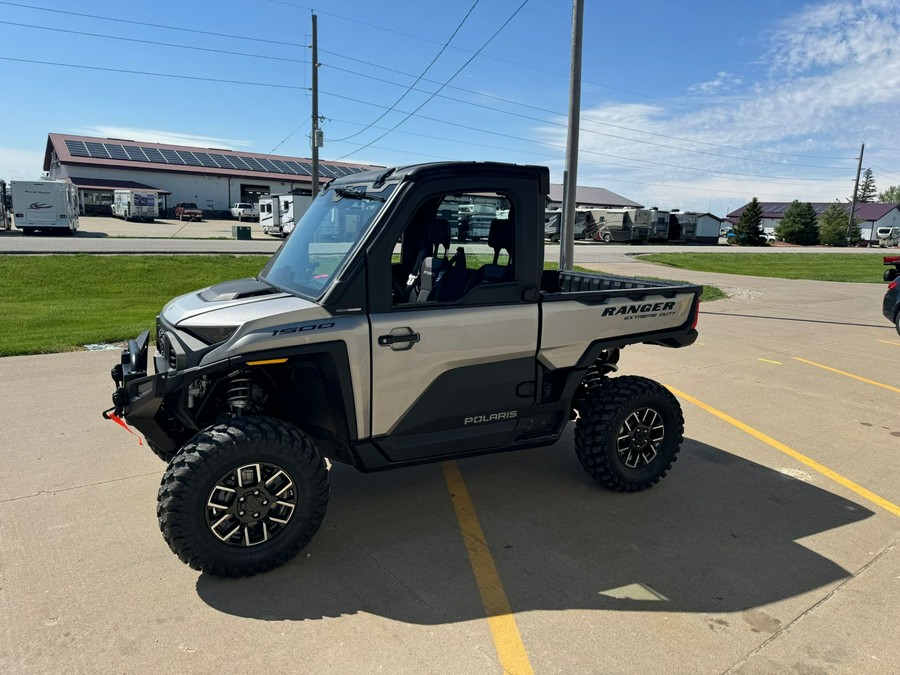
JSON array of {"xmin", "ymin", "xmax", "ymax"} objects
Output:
[
  {"xmin": 157, "ymin": 416, "xmax": 329, "ymax": 577},
  {"xmin": 575, "ymin": 376, "xmax": 683, "ymax": 491},
  {"xmin": 895, "ymin": 311, "xmax": 900, "ymax": 337}
]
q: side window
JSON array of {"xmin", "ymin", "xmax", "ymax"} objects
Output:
[{"xmin": 391, "ymin": 190, "xmax": 516, "ymax": 307}]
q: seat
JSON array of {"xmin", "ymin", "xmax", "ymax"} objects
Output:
[
  {"xmin": 464, "ymin": 216, "xmax": 514, "ymax": 293},
  {"xmin": 409, "ymin": 218, "xmax": 451, "ymax": 302}
]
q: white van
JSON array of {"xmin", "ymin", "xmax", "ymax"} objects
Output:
[{"xmin": 112, "ymin": 190, "xmax": 158, "ymax": 221}]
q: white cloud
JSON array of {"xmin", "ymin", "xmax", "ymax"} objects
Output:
[
  {"xmin": 0, "ymin": 148, "xmax": 46, "ymax": 181},
  {"xmin": 77, "ymin": 126, "xmax": 252, "ymax": 149},
  {"xmin": 688, "ymin": 71, "xmax": 743, "ymax": 95},
  {"xmin": 534, "ymin": 0, "xmax": 900, "ymax": 215}
]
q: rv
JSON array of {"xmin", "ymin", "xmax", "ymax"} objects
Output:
[
  {"xmin": 594, "ymin": 208, "xmax": 653, "ymax": 242},
  {"xmin": 10, "ymin": 180, "xmax": 79, "ymax": 235},
  {"xmin": 0, "ymin": 180, "xmax": 10, "ymax": 230},
  {"xmin": 259, "ymin": 194, "xmax": 313, "ymax": 237},
  {"xmin": 876, "ymin": 226, "xmax": 900, "ymax": 247},
  {"xmin": 111, "ymin": 189, "xmax": 158, "ymax": 222}
]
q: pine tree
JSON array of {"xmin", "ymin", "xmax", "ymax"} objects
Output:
[
  {"xmin": 855, "ymin": 168, "xmax": 877, "ymax": 202},
  {"xmin": 731, "ymin": 197, "xmax": 765, "ymax": 245},
  {"xmin": 818, "ymin": 202, "xmax": 851, "ymax": 246},
  {"xmin": 776, "ymin": 201, "xmax": 819, "ymax": 245}
]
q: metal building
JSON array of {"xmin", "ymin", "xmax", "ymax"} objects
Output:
[{"xmin": 42, "ymin": 133, "xmax": 378, "ymax": 217}]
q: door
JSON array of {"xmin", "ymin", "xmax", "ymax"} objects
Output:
[{"xmin": 368, "ymin": 303, "xmax": 539, "ymax": 462}]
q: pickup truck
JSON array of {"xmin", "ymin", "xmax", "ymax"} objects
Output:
[
  {"xmin": 230, "ymin": 202, "xmax": 258, "ymax": 221},
  {"xmin": 174, "ymin": 202, "xmax": 203, "ymax": 221},
  {"xmin": 105, "ymin": 162, "xmax": 702, "ymax": 577}
]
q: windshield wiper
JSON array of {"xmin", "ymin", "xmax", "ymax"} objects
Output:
[{"xmin": 334, "ymin": 187, "xmax": 385, "ymax": 202}]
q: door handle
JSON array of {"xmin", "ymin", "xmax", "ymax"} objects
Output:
[{"xmin": 378, "ymin": 327, "xmax": 420, "ymax": 351}]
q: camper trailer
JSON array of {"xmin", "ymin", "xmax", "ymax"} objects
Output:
[
  {"xmin": 0, "ymin": 180, "xmax": 10, "ymax": 230},
  {"xmin": 876, "ymin": 226, "xmax": 900, "ymax": 247},
  {"xmin": 259, "ymin": 194, "xmax": 314, "ymax": 237},
  {"xmin": 594, "ymin": 208, "xmax": 653, "ymax": 242},
  {"xmin": 10, "ymin": 180, "xmax": 79, "ymax": 235},
  {"xmin": 111, "ymin": 190, "xmax": 158, "ymax": 221}
]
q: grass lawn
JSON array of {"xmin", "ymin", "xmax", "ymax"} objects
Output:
[
  {"xmin": 0, "ymin": 254, "xmax": 722, "ymax": 357},
  {"xmin": 639, "ymin": 252, "xmax": 888, "ymax": 283},
  {"xmin": 0, "ymin": 255, "xmax": 270, "ymax": 357}
]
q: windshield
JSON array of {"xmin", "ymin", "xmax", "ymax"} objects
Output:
[{"xmin": 259, "ymin": 184, "xmax": 395, "ymax": 299}]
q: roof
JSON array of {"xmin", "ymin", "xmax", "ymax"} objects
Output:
[
  {"xmin": 727, "ymin": 201, "xmax": 900, "ymax": 222},
  {"xmin": 547, "ymin": 183, "xmax": 642, "ymax": 208},
  {"xmin": 44, "ymin": 133, "xmax": 379, "ymax": 185},
  {"xmin": 66, "ymin": 176, "xmax": 171, "ymax": 194}
]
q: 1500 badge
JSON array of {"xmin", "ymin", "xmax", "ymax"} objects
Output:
[{"xmin": 271, "ymin": 321, "xmax": 335, "ymax": 336}]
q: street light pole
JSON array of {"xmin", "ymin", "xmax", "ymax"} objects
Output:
[
  {"xmin": 311, "ymin": 13, "xmax": 320, "ymax": 196},
  {"xmin": 560, "ymin": 0, "xmax": 584, "ymax": 271}
]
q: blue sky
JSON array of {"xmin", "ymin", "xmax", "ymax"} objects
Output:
[{"xmin": 1, "ymin": 0, "xmax": 899, "ymax": 215}]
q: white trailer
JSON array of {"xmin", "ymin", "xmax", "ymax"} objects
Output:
[
  {"xmin": 10, "ymin": 180, "xmax": 79, "ymax": 235},
  {"xmin": 876, "ymin": 226, "xmax": 900, "ymax": 247},
  {"xmin": 112, "ymin": 190, "xmax": 158, "ymax": 221},
  {"xmin": 0, "ymin": 180, "xmax": 10, "ymax": 230},
  {"xmin": 260, "ymin": 194, "xmax": 313, "ymax": 237}
]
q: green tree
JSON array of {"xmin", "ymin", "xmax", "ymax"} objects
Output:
[
  {"xmin": 731, "ymin": 197, "xmax": 766, "ymax": 245},
  {"xmin": 855, "ymin": 168, "xmax": 877, "ymax": 202},
  {"xmin": 878, "ymin": 185, "xmax": 900, "ymax": 202},
  {"xmin": 776, "ymin": 200, "xmax": 819, "ymax": 245},
  {"xmin": 818, "ymin": 202, "xmax": 861, "ymax": 246}
]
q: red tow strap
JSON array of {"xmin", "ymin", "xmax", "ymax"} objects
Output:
[{"xmin": 104, "ymin": 410, "xmax": 144, "ymax": 446}]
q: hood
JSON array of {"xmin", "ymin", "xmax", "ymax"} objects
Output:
[{"xmin": 161, "ymin": 278, "xmax": 322, "ymax": 326}]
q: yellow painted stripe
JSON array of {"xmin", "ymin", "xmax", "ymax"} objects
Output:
[
  {"xmin": 666, "ymin": 386, "xmax": 900, "ymax": 518},
  {"xmin": 442, "ymin": 461, "xmax": 534, "ymax": 675},
  {"xmin": 876, "ymin": 339, "xmax": 900, "ymax": 347},
  {"xmin": 246, "ymin": 358, "xmax": 288, "ymax": 366},
  {"xmin": 757, "ymin": 358, "xmax": 782, "ymax": 365},
  {"xmin": 792, "ymin": 357, "xmax": 900, "ymax": 394}
]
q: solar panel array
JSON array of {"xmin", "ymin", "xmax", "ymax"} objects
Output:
[{"xmin": 63, "ymin": 139, "xmax": 367, "ymax": 179}]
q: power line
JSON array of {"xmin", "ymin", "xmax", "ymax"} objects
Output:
[
  {"xmin": 321, "ymin": 61, "xmax": 849, "ymax": 171},
  {"xmin": 0, "ymin": 20, "xmax": 308, "ymax": 64},
  {"xmin": 869, "ymin": 164, "xmax": 900, "ymax": 185},
  {"xmin": 321, "ymin": 88, "xmax": 848, "ymax": 185},
  {"xmin": 0, "ymin": 56, "xmax": 305, "ymax": 89},
  {"xmin": 329, "ymin": 0, "xmax": 481, "ymax": 144},
  {"xmin": 0, "ymin": 0, "xmax": 305, "ymax": 46},
  {"xmin": 333, "ymin": 0, "xmax": 531, "ymax": 161}
]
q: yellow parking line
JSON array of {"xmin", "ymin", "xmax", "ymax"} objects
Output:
[
  {"xmin": 757, "ymin": 358, "xmax": 782, "ymax": 365},
  {"xmin": 792, "ymin": 357, "xmax": 900, "ymax": 394},
  {"xmin": 666, "ymin": 386, "xmax": 900, "ymax": 519},
  {"xmin": 442, "ymin": 461, "xmax": 534, "ymax": 675},
  {"xmin": 876, "ymin": 339, "xmax": 900, "ymax": 347}
]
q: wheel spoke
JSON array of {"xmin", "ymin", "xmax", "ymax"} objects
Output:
[{"xmin": 206, "ymin": 461, "xmax": 297, "ymax": 548}]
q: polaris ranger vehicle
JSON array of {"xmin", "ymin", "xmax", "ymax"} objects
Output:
[{"xmin": 106, "ymin": 162, "xmax": 702, "ymax": 577}]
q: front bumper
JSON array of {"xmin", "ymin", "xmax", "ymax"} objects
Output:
[{"xmin": 108, "ymin": 329, "xmax": 173, "ymax": 451}]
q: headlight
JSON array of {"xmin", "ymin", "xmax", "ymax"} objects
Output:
[{"xmin": 182, "ymin": 325, "xmax": 238, "ymax": 345}]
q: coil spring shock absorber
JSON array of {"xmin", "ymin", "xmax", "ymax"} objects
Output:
[{"xmin": 225, "ymin": 376, "xmax": 254, "ymax": 414}]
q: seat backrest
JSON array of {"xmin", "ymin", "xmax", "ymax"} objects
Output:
[{"xmin": 464, "ymin": 217, "xmax": 514, "ymax": 295}]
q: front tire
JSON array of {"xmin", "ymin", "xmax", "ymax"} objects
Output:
[
  {"xmin": 575, "ymin": 376, "xmax": 683, "ymax": 491},
  {"xmin": 157, "ymin": 416, "xmax": 329, "ymax": 577}
]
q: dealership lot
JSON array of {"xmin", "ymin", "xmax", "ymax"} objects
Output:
[{"xmin": 1, "ymin": 262, "xmax": 898, "ymax": 673}]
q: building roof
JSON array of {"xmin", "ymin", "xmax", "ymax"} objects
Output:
[
  {"xmin": 727, "ymin": 201, "xmax": 900, "ymax": 222},
  {"xmin": 44, "ymin": 133, "xmax": 379, "ymax": 185},
  {"xmin": 66, "ymin": 176, "xmax": 171, "ymax": 194},
  {"xmin": 547, "ymin": 183, "xmax": 642, "ymax": 208}
]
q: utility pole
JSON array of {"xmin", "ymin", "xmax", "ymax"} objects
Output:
[
  {"xmin": 560, "ymin": 0, "xmax": 584, "ymax": 271},
  {"xmin": 311, "ymin": 13, "xmax": 320, "ymax": 195},
  {"xmin": 846, "ymin": 142, "xmax": 864, "ymax": 245}
]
